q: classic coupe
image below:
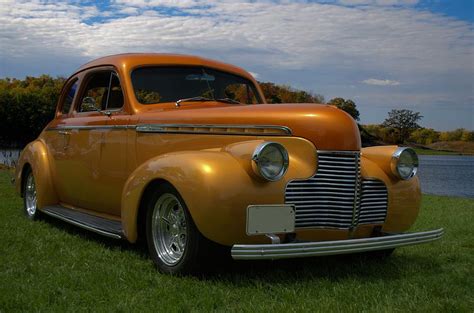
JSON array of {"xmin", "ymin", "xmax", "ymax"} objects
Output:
[{"xmin": 15, "ymin": 53, "xmax": 443, "ymax": 274}]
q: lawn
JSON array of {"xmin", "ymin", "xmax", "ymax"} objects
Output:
[{"xmin": 0, "ymin": 170, "xmax": 473, "ymax": 312}]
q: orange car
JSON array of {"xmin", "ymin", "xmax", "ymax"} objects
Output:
[{"xmin": 15, "ymin": 53, "xmax": 443, "ymax": 274}]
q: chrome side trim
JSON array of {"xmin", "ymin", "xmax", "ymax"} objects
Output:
[
  {"xmin": 47, "ymin": 124, "xmax": 292, "ymax": 136},
  {"xmin": 135, "ymin": 124, "xmax": 292, "ymax": 136},
  {"xmin": 47, "ymin": 125, "xmax": 135, "ymax": 131},
  {"xmin": 231, "ymin": 228, "xmax": 444, "ymax": 260},
  {"xmin": 41, "ymin": 209, "xmax": 123, "ymax": 239}
]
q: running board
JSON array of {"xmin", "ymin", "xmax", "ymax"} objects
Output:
[{"xmin": 42, "ymin": 205, "xmax": 123, "ymax": 239}]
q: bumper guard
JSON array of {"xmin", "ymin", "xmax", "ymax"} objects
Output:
[{"xmin": 231, "ymin": 228, "xmax": 444, "ymax": 260}]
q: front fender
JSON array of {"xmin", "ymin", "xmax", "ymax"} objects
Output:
[
  {"xmin": 15, "ymin": 140, "xmax": 58, "ymax": 209},
  {"xmin": 361, "ymin": 146, "xmax": 421, "ymax": 233},
  {"xmin": 121, "ymin": 137, "xmax": 317, "ymax": 244}
]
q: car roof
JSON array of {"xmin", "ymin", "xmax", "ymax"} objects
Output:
[{"xmin": 75, "ymin": 53, "xmax": 253, "ymax": 79}]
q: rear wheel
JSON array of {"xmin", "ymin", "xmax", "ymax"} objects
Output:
[
  {"xmin": 23, "ymin": 168, "xmax": 39, "ymax": 220},
  {"xmin": 145, "ymin": 184, "xmax": 209, "ymax": 275}
]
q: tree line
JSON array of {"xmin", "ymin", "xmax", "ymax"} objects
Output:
[
  {"xmin": 0, "ymin": 75, "xmax": 472, "ymax": 148},
  {"xmin": 0, "ymin": 75, "xmax": 64, "ymax": 147}
]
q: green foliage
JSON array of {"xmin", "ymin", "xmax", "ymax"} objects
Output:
[
  {"xmin": 382, "ymin": 109, "xmax": 423, "ymax": 144},
  {"xmin": 365, "ymin": 123, "xmax": 474, "ymax": 147},
  {"xmin": 0, "ymin": 75, "xmax": 64, "ymax": 147},
  {"xmin": 409, "ymin": 128, "xmax": 439, "ymax": 145},
  {"xmin": 439, "ymin": 128, "xmax": 474, "ymax": 142},
  {"xmin": 461, "ymin": 129, "xmax": 474, "ymax": 141},
  {"xmin": 258, "ymin": 82, "xmax": 324, "ymax": 104},
  {"xmin": 327, "ymin": 97, "xmax": 360, "ymax": 121}
]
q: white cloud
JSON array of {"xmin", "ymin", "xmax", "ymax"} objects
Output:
[
  {"xmin": 117, "ymin": 7, "xmax": 139, "ymax": 15},
  {"xmin": 339, "ymin": 0, "xmax": 419, "ymax": 6},
  {"xmin": 0, "ymin": 0, "xmax": 472, "ymax": 129},
  {"xmin": 363, "ymin": 78, "xmax": 401, "ymax": 86},
  {"xmin": 249, "ymin": 72, "xmax": 259, "ymax": 79}
]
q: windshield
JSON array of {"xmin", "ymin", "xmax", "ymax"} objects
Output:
[{"xmin": 131, "ymin": 66, "xmax": 262, "ymax": 105}]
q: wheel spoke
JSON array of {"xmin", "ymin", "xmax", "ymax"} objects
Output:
[
  {"xmin": 151, "ymin": 192, "xmax": 188, "ymax": 266},
  {"xmin": 24, "ymin": 173, "xmax": 37, "ymax": 217}
]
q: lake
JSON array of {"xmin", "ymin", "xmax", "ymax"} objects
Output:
[
  {"xmin": 418, "ymin": 155, "xmax": 474, "ymax": 198},
  {"xmin": 1, "ymin": 149, "xmax": 473, "ymax": 198}
]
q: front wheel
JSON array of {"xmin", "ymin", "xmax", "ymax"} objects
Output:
[
  {"xmin": 23, "ymin": 168, "xmax": 40, "ymax": 220},
  {"xmin": 145, "ymin": 184, "xmax": 208, "ymax": 275}
]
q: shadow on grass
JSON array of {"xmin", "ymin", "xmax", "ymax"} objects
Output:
[
  {"xmin": 38, "ymin": 213, "xmax": 148, "ymax": 257},
  {"xmin": 38, "ymin": 212, "xmax": 441, "ymax": 284}
]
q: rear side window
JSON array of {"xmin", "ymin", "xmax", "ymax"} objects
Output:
[{"xmin": 62, "ymin": 80, "xmax": 78, "ymax": 114}]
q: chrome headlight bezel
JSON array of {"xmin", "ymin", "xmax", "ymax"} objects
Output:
[
  {"xmin": 390, "ymin": 147, "xmax": 419, "ymax": 180},
  {"xmin": 252, "ymin": 142, "xmax": 289, "ymax": 181}
]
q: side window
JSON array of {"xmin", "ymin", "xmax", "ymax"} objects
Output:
[
  {"xmin": 107, "ymin": 73, "xmax": 124, "ymax": 110},
  {"xmin": 78, "ymin": 71, "xmax": 110, "ymax": 112},
  {"xmin": 61, "ymin": 80, "xmax": 78, "ymax": 114},
  {"xmin": 78, "ymin": 71, "xmax": 123, "ymax": 112}
]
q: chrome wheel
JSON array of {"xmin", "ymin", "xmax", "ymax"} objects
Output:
[
  {"xmin": 151, "ymin": 193, "xmax": 187, "ymax": 266},
  {"xmin": 25, "ymin": 172, "xmax": 37, "ymax": 217}
]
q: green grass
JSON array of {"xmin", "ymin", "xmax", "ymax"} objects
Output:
[{"xmin": 0, "ymin": 170, "xmax": 473, "ymax": 312}]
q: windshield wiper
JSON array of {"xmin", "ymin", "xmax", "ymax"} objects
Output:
[
  {"xmin": 175, "ymin": 96, "xmax": 241, "ymax": 107},
  {"xmin": 175, "ymin": 96, "xmax": 212, "ymax": 107},
  {"xmin": 215, "ymin": 98, "xmax": 241, "ymax": 104}
]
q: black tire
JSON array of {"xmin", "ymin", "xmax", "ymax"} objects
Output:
[
  {"xmin": 145, "ymin": 183, "xmax": 211, "ymax": 275},
  {"xmin": 364, "ymin": 248, "xmax": 395, "ymax": 259},
  {"xmin": 22, "ymin": 167, "xmax": 40, "ymax": 220}
]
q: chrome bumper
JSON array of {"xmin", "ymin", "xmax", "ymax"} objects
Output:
[{"xmin": 231, "ymin": 228, "xmax": 444, "ymax": 260}]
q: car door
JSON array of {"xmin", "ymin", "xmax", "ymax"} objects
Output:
[
  {"xmin": 97, "ymin": 72, "xmax": 130, "ymax": 216},
  {"xmin": 46, "ymin": 77, "xmax": 80, "ymax": 203},
  {"xmin": 59, "ymin": 68, "xmax": 122, "ymax": 213}
]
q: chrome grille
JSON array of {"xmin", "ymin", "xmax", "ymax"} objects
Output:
[
  {"xmin": 285, "ymin": 151, "xmax": 388, "ymax": 229},
  {"xmin": 358, "ymin": 179, "xmax": 388, "ymax": 224},
  {"xmin": 285, "ymin": 151, "xmax": 360, "ymax": 229}
]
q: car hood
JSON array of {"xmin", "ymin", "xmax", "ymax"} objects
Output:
[{"xmin": 136, "ymin": 103, "xmax": 361, "ymax": 151}]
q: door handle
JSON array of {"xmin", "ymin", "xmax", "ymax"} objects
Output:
[{"xmin": 58, "ymin": 130, "xmax": 71, "ymax": 135}]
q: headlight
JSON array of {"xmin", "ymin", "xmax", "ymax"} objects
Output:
[
  {"xmin": 252, "ymin": 142, "xmax": 289, "ymax": 181},
  {"xmin": 391, "ymin": 147, "xmax": 418, "ymax": 180}
]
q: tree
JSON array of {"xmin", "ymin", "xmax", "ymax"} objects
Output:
[
  {"xmin": 409, "ymin": 128, "xmax": 439, "ymax": 145},
  {"xmin": 327, "ymin": 97, "xmax": 360, "ymax": 121},
  {"xmin": 0, "ymin": 75, "xmax": 65, "ymax": 147},
  {"xmin": 258, "ymin": 82, "xmax": 324, "ymax": 104},
  {"xmin": 382, "ymin": 109, "xmax": 423, "ymax": 144},
  {"xmin": 461, "ymin": 129, "xmax": 474, "ymax": 142}
]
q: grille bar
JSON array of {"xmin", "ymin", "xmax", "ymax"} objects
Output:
[
  {"xmin": 359, "ymin": 179, "xmax": 388, "ymax": 225},
  {"xmin": 286, "ymin": 151, "xmax": 359, "ymax": 229},
  {"xmin": 285, "ymin": 151, "xmax": 388, "ymax": 229}
]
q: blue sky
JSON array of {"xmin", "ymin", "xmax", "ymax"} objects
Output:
[{"xmin": 0, "ymin": 0, "xmax": 472, "ymax": 130}]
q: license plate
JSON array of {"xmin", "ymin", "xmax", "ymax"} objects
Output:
[{"xmin": 246, "ymin": 204, "xmax": 295, "ymax": 235}]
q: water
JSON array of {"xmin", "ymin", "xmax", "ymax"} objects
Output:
[
  {"xmin": 418, "ymin": 155, "xmax": 474, "ymax": 198},
  {"xmin": 0, "ymin": 149, "xmax": 20, "ymax": 168},
  {"xmin": 1, "ymin": 149, "xmax": 473, "ymax": 198}
]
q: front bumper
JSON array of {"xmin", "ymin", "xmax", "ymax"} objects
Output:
[{"xmin": 231, "ymin": 228, "xmax": 444, "ymax": 260}]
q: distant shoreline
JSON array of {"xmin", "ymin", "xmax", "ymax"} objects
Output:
[{"xmin": 412, "ymin": 148, "xmax": 474, "ymax": 156}]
